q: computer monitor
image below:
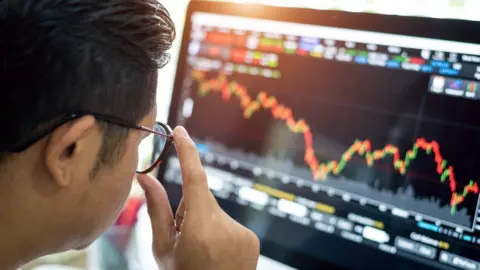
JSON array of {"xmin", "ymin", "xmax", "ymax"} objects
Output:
[{"xmin": 158, "ymin": 2, "xmax": 480, "ymax": 269}]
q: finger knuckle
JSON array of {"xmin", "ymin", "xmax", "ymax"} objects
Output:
[{"xmin": 190, "ymin": 225, "xmax": 214, "ymax": 249}]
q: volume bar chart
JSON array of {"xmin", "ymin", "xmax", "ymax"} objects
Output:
[{"xmin": 192, "ymin": 70, "xmax": 480, "ymax": 219}]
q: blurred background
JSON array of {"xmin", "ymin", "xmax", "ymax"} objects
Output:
[{"xmin": 22, "ymin": 0, "xmax": 479, "ymax": 269}]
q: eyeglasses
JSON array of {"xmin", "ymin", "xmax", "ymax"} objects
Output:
[{"xmin": 7, "ymin": 113, "xmax": 174, "ymax": 174}]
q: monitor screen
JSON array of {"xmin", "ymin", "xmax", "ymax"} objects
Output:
[{"xmin": 160, "ymin": 3, "xmax": 480, "ymax": 270}]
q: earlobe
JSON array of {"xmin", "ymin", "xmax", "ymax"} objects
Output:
[{"xmin": 45, "ymin": 116, "xmax": 97, "ymax": 187}]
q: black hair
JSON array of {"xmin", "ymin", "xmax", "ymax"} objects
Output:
[{"xmin": 0, "ymin": 0, "xmax": 175, "ymax": 165}]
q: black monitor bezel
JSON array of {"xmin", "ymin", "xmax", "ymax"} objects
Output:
[{"xmin": 160, "ymin": 1, "xmax": 480, "ymax": 269}]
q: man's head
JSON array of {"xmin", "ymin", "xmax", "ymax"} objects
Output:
[{"xmin": 0, "ymin": 0, "xmax": 175, "ymax": 259}]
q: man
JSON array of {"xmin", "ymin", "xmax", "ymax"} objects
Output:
[{"xmin": 0, "ymin": 0, "xmax": 260, "ymax": 269}]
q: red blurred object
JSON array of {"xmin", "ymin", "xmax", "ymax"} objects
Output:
[
  {"xmin": 232, "ymin": 49, "xmax": 247, "ymax": 62},
  {"xmin": 235, "ymin": 35, "xmax": 247, "ymax": 47},
  {"xmin": 114, "ymin": 196, "xmax": 145, "ymax": 227},
  {"xmin": 409, "ymin": 57, "xmax": 425, "ymax": 65},
  {"xmin": 297, "ymin": 49, "xmax": 309, "ymax": 56},
  {"xmin": 206, "ymin": 32, "xmax": 234, "ymax": 45}
]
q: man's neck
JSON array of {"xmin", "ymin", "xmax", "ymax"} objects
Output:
[
  {"xmin": 0, "ymin": 211, "xmax": 34, "ymax": 270},
  {"xmin": 0, "ymin": 240, "xmax": 33, "ymax": 270},
  {"xmin": 0, "ymin": 177, "xmax": 46, "ymax": 269},
  {"xmin": 0, "ymin": 159, "xmax": 67, "ymax": 269}
]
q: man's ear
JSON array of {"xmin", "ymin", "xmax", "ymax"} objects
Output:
[{"xmin": 45, "ymin": 115, "xmax": 97, "ymax": 187}]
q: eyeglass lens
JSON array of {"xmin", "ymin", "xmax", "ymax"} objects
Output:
[{"xmin": 137, "ymin": 123, "xmax": 168, "ymax": 173}]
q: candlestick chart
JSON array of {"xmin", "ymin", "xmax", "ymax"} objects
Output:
[{"xmin": 191, "ymin": 70, "xmax": 480, "ymax": 216}]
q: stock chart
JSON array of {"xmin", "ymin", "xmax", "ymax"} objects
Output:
[
  {"xmin": 183, "ymin": 52, "xmax": 480, "ymax": 229},
  {"xmin": 192, "ymin": 70, "xmax": 480, "ymax": 218}
]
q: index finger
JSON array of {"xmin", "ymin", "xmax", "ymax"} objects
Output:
[{"xmin": 173, "ymin": 126, "xmax": 214, "ymax": 209}]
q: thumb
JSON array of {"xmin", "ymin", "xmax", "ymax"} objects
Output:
[
  {"xmin": 136, "ymin": 174, "xmax": 175, "ymax": 260},
  {"xmin": 173, "ymin": 126, "xmax": 215, "ymax": 210}
]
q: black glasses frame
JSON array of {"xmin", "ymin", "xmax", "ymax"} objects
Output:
[{"xmin": 7, "ymin": 113, "xmax": 174, "ymax": 174}]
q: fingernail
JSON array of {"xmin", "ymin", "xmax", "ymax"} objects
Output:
[{"xmin": 174, "ymin": 126, "xmax": 190, "ymax": 139}]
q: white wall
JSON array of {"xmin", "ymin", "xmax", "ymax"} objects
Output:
[{"xmin": 156, "ymin": 1, "xmax": 190, "ymax": 122}]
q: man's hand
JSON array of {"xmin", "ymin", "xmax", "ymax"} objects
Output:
[{"xmin": 137, "ymin": 126, "xmax": 260, "ymax": 270}]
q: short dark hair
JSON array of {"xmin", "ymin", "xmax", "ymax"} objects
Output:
[{"xmin": 0, "ymin": 0, "xmax": 175, "ymax": 165}]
